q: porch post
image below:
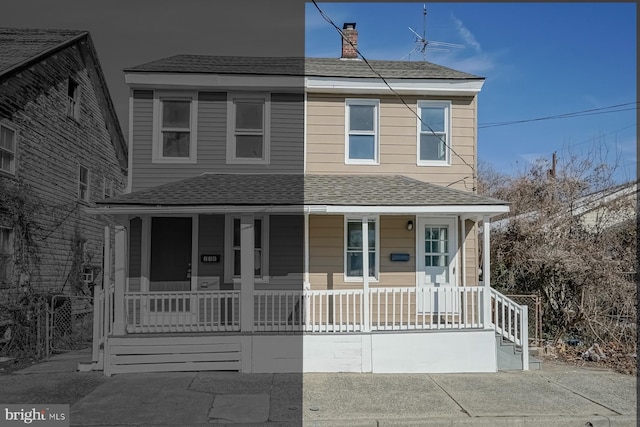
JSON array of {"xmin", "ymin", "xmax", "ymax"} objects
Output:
[
  {"xmin": 482, "ymin": 216, "xmax": 492, "ymax": 328},
  {"xmin": 361, "ymin": 216, "xmax": 370, "ymax": 332},
  {"xmin": 240, "ymin": 214, "xmax": 255, "ymax": 332},
  {"xmin": 113, "ymin": 224, "xmax": 127, "ymax": 335},
  {"xmin": 304, "ymin": 213, "xmax": 310, "ymax": 287}
]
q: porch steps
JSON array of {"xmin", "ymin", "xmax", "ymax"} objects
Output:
[
  {"xmin": 495, "ymin": 334, "xmax": 542, "ymax": 371},
  {"xmin": 106, "ymin": 336, "xmax": 242, "ymax": 375}
]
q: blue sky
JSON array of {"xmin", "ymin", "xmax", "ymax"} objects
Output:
[
  {"xmin": 1, "ymin": 1, "xmax": 636, "ymax": 183},
  {"xmin": 307, "ymin": 2, "xmax": 637, "ymax": 183}
]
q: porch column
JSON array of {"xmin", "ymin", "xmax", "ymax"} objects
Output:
[
  {"xmin": 482, "ymin": 216, "xmax": 492, "ymax": 328},
  {"xmin": 240, "ymin": 214, "xmax": 255, "ymax": 332},
  {"xmin": 304, "ymin": 213, "xmax": 310, "ymax": 288},
  {"xmin": 113, "ymin": 224, "xmax": 127, "ymax": 335},
  {"xmin": 361, "ymin": 216, "xmax": 370, "ymax": 332}
]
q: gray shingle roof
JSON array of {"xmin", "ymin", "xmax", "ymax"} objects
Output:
[
  {"xmin": 0, "ymin": 28, "xmax": 87, "ymax": 76},
  {"xmin": 98, "ymin": 174, "xmax": 506, "ymax": 207},
  {"xmin": 124, "ymin": 55, "xmax": 482, "ymax": 80}
]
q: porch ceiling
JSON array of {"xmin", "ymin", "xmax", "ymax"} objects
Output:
[{"xmin": 96, "ymin": 174, "xmax": 508, "ymax": 216}]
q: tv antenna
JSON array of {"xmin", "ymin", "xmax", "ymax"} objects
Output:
[{"xmin": 402, "ymin": 4, "xmax": 464, "ymax": 61}]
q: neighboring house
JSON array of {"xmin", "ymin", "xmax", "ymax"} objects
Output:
[
  {"xmin": 490, "ymin": 179, "xmax": 638, "ymax": 232},
  {"xmin": 0, "ymin": 29, "xmax": 127, "ymax": 300},
  {"xmin": 93, "ymin": 23, "xmax": 530, "ymax": 375},
  {"xmin": 571, "ymin": 180, "xmax": 637, "ymax": 232}
]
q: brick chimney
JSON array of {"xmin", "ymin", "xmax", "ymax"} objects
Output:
[{"xmin": 341, "ymin": 23, "xmax": 358, "ymax": 59}]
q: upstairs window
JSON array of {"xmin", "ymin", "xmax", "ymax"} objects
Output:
[
  {"xmin": 0, "ymin": 123, "xmax": 16, "ymax": 175},
  {"xmin": 67, "ymin": 78, "xmax": 80, "ymax": 119},
  {"xmin": 417, "ymin": 101, "xmax": 451, "ymax": 166},
  {"xmin": 345, "ymin": 99, "xmax": 379, "ymax": 164},
  {"xmin": 78, "ymin": 165, "xmax": 89, "ymax": 202},
  {"xmin": 227, "ymin": 93, "xmax": 270, "ymax": 164},
  {"xmin": 152, "ymin": 91, "xmax": 198, "ymax": 163}
]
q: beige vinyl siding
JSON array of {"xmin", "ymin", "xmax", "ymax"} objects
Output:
[
  {"xmin": 306, "ymin": 94, "xmax": 477, "ymax": 191},
  {"xmin": 464, "ymin": 219, "xmax": 479, "ymax": 286},
  {"xmin": 377, "ymin": 215, "xmax": 415, "ymax": 288},
  {"xmin": 309, "ymin": 215, "xmax": 416, "ymax": 289},
  {"xmin": 309, "ymin": 214, "xmax": 479, "ymax": 290},
  {"xmin": 130, "ymin": 91, "xmax": 304, "ymax": 192}
]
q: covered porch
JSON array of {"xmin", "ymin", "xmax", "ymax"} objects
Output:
[{"xmin": 94, "ymin": 174, "xmax": 528, "ymax": 374}]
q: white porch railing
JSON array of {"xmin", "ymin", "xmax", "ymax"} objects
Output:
[
  {"xmin": 118, "ymin": 287, "xmax": 520, "ymax": 337},
  {"xmin": 92, "ymin": 281, "xmax": 114, "ymax": 366},
  {"xmin": 489, "ymin": 288, "xmax": 527, "ymax": 345},
  {"xmin": 304, "ymin": 289, "xmax": 364, "ymax": 333},
  {"xmin": 124, "ymin": 291, "xmax": 240, "ymax": 333},
  {"xmin": 490, "ymin": 288, "xmax": 529, "ymax": 370},
  {"xmin": 369, "ymin": 286, "xmax": 486, "ymax": 331}
]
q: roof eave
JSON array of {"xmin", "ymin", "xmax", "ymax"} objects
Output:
[
  {"xmin": 93, "ymin": 203, "xmax": 509, "ymax": 217},
  {"xmin": 0, "ymin": 31, "xmax": 88, "ymax": 81}
]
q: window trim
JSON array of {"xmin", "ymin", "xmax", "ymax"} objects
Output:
[
  {"xmin": 103, "ymin": 177, "xmax": 114, "ymax": 199},
  {"xmin": 343, "ymin": 216, "xmax": 380, "ymax": 282},
  {"xmin": 0, "ymin": 121, "xmax": 18, "ymax": 176},
  {"xmin": 345, "ymin": 98, "xmax": 380, "ymax": 165},
  {"xmin": 78, "ymin": 165, "xmax": 90, "ymax": 202},
  {"xmin": 224, "ymin": 215, "xmax": 270, "ymax": 284},
  {"xmin": 0, "ymin": 227, "xmax": 14, "ymax": 285},
  {"xmin": 226, "ymin": 92, "xmax": 271, "ymax": 165},
  {"xmin": 416, "ymin": 100, "xmax": 452, "ymax": 167},
  {"xmin": 152, "ymin": 90, "xmax": 198, "ymax": 164},
  {"xmin": 66, "ymin": 77, "xmax": 80, "ymax": 120}
]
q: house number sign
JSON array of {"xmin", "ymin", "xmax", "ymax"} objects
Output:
[{"xmin": 201, "ymin": 254, "xmax": 220, "ymax": 263}]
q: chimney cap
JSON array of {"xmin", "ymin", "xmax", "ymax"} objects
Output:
[{"xmin": 343, "ymin": 22, "xmax": 356, "ymax": 30}]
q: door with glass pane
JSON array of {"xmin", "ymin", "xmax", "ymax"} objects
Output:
[{"xmin": 417, "ymin": 218, "xmax": 457, "ymax": 313}]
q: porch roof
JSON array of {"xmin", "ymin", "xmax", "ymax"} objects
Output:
[{"xmin": 96, "ymin": 174, "xmax": 508, "ymax": 216}]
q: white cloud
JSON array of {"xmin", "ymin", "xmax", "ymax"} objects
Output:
[{"xmin": 452, "ymin": 15, "xmax": 482, "ymax": 53}]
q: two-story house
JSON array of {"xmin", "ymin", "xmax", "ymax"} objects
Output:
[
  {"xmin": 0, "ymin": 29, "xmax": 127, "ymax": 302},
  {"xmin": 94, "ymin": 24, "xmax": 531, "ymax": 375}
]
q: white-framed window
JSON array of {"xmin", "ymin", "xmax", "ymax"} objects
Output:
[
  {"xmin": 224, "ymin": 215, "xmax": 269, "ymax": 282},
  {"xmin": 152, "ymin": 91, "xmax": 198, "ymax": 163},
  {"xmin": 78, "ymin": 165, "xmax": 90, "ymax": 202},
  {"xmin": 417, "ymin": 100, "xmax": 451, "ymax": 166},
  {"xmin": 344, "ymin": 217, "xmax": 379, "ymax": 281},
  {"xmin": 0, "ymin": 122, "xmax": 17, "ymax": 175},
  {"xmin": 345, "ymin": 99, "xmax": 379, "ymax": 164},
  {"xmin": 226, "ymin": 92, "xmax": 270, "ymax": 164},
  {"xmin": 103, "ymin": 177, "xmax": 113, "ymax": 199},
  {"xmin": 67, "ymin": 77, "xmax": 80, "ymax": 119}
]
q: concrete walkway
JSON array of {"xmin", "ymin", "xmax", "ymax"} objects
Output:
[{"xmin": 1, "ymin": 352, "xmax": 636, "ymax": 426}]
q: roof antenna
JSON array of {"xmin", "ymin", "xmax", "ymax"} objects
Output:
[{"xmin": 402, "ymin": 3, "xmax": 464, "ymax": 61}]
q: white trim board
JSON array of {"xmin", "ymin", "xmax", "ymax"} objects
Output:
[{"xmin": 96, "ymin": 204, "xmax": 509, "ymax": 216}]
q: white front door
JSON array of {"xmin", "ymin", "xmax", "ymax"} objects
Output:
[{"xmin": 417, "ymin": 217, "xmax": 458, "ymax": 313}]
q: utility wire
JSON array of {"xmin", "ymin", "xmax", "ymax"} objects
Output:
[
  {"xmin": 478, "ymin": 102, "xmax": 637, "ymax": 129},
  {"xmin": 311, "ymin": 0, "xmax": 477, "ymax": 191},
  {"xmin": 567, "ymin": 123, "xmax": 636, "ymax": 148}
]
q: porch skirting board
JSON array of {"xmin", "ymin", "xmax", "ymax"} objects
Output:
[
  {"xmin": 303, "ymin": 330, "xmax": 497, "ymax": 373},
  {"xmin": 101, "ymin": 330, "xmax": 496, "ymax": 375}
]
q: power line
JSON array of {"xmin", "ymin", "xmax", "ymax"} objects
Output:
[
  {"xmin": 478, "ymin": 102, "xmax": 637, "ymax": 129},
  {"xmin": 567, "ymin": 123, "xmax": 636, "ymax": 148},
  {"xmin": 311, "ymin": 0, "xmax": 477, "ymax": 191}
]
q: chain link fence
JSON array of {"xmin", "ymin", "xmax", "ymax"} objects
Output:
[
  {"xmin": 48, "ymin": 294, "xmax": 94, "ymax": 353},
  {"xmin": 506, "ymin": 294, "xmax": 543, "ymax": 346}
]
